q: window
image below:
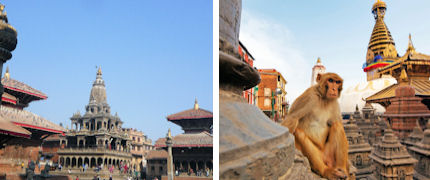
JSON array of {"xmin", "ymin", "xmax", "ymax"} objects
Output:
[
  {"xmin": 264, "ymin": 88, "xmax": 271, "ymax": 97},
  {"xmin": 138, "ymin": 138, "xmax": 140, "ymax": 142},
  {"xmin": 133, "ymin": 137, "xmax": 135, "ymax": 141},
  {"xmin": 264, "ymin": 98, "xmax": 271, "ymax": 107},
  {"xmin": 138, "ymin": 146, "xmax": 141, "ymax": 151}
]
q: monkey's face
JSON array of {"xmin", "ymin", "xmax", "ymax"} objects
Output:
[
  {"xmin": 325, "ymin": 78, "xmax": 342, "ymax": 99},
  {"xmin": 317, "ymin": 73, "xmax": 343, "ymax": 99}
]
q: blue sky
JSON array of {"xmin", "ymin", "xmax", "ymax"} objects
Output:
[
  {"xmin": 2, "ymin": 0, "xmax": 213, "ymax": 142},
  {"xmin": 240, "ymin": 0, "xmax": 430, "ymax": 103}
]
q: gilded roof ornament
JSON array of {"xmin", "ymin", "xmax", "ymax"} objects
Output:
[
  {"xmin": 399, "ymin": 68, "xmax": 408, "ymax": 84},
  {"xmin": 97, "ymin": 66, "xmax": 102, "ymax": 75},
  {"xmin": 167, "ymin": 128, "xmax": 172, "ymax": 138},
  {"xmin": 406, "ymin": 33, "xmax": 415, "ymax": 53},
  {"xmin": 317, "ymin": 57, "xmax": 321, "ymax": 64},
  {"xmin": 4, "ymin": 66, "xmax": 9, "ymax": 80},
  {"xmin": 194, "ymin": 98, "xmax": 199, "ymax": 110}
]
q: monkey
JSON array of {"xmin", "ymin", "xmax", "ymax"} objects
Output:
[{"xmin": 281, "ymin": 72, "xmax": 348, "ymax": 179}]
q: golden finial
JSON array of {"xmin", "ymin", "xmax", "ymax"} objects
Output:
[
  {"xmin": 400, "ymin": 68, "xmax": 408, "ymax": 84},
  {"xmin": 167, "ymin": 128, "xmax": 172, "ymax": 138},
  {"xmin": 4, "ymin": 66, "xmax": 9, "ymax": 79},
  {"xmin": 97, "ymin": 66, "xmax": 102, "ymax": 75},
  {"xmin": 407, "ymin": 33, "xmax": 416, "ymax": 53},
  {"xmin": 194, "ymin": 98, "xmax": 199, "ymax": 110},
  {"xmin": 317, "ymin": 57, "xmax": 321, "ymax": 64}
]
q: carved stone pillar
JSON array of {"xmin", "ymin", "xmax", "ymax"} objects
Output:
[{"xmin": 219, "ymin": 0, "xmax": 320, "ymax": 179}]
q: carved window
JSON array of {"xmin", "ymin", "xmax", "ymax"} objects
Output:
[
  {"xmin": 356, "ymin": 155, "xmax": 362, "ymax": 166},
  {"xmin": 264, "ymin": 88, "xmax": 271, "ymax": 97},
  {"xmin": 264, "ymin": 98, "xmax": 271, "ymax": 107}
]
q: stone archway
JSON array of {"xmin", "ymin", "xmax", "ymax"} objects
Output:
[
  {"xmin": 78, "ymin": 157, "xmax": 83, "ymax": 168},
  {"xmin": 60, "ymin": 157, "xmax": 64, "ymax": 166},
  {"xmin": 72, "ymin": 157, "xmax": 77, "ymax": 168},
  {"xmin": 66, "ymin": 157, "xmax": 70, "ymax": 167},
  {"xmin": 91, "ymin": 158, "xmax": 96, "ymax": 168},
  {"xmin": 84, "ymin": 157, "xmax": 89, "ymax": 167},
  {"xmin": 97, "ymin": 158, "xmax": 103, "ymax": 167}
]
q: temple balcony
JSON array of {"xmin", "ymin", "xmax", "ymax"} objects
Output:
[{"xmin": 57, "ymin": 147, "xmax": 132, "ymax": 157}]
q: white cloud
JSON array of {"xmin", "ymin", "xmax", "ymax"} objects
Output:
[{"xmin": 239, "ymin": 11, "xmax": 311, "ymax": 103}]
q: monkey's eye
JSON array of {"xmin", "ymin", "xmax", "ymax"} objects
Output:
[
  {"xmin": 335, "ymin": 80, "xmax": 341, "ymax": 84},
  {"xmin": 328, "ymin": 78, "xmax": 334, "ymax": 83}
]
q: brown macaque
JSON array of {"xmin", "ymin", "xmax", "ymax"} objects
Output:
[{"xmin": 281, "ymin": 72, "xmax": 348, "ymax": 179}]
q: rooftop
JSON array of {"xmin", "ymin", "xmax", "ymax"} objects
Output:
[{"xmin": 155, "ymin": 131, "xmax": 212, "ymax": 148}]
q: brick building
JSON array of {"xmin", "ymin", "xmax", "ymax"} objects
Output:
[
  {"xmin": 123, "ymin": 128, "xmax": 154, "ymax": 171},
  {"xmin": 256, "ymin": 69, "xmax": 287, "ymax": 121},
  {"xmin": 238, "ymin": 41, "xmax": 256, "ymax": 104}
]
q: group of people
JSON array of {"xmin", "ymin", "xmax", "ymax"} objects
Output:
[{"xmin": 175, "ymin": 167, "xmax": 211, "ymax": 177}]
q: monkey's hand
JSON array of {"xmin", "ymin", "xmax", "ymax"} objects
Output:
[{"xmin": 323, "ymin": 167, "xmax": 347, "ymax": 180}]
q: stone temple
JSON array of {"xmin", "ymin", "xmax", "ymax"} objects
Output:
[{"xmin": 54, "ymin": 68, "xmax": 132, "ymax": 179}]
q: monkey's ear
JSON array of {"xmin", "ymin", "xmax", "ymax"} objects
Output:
[{"xmin": 316, "ymin": 73, "xmax": 322, "ymax": 82}]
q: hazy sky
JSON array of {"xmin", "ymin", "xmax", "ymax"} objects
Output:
[
  {"xmin": 240, "ymin": 0, "xmax": 430, "ymax": 103},
  {"xmin": 2, "ymin": 0, "xmax": 213, "ymax": 142}
]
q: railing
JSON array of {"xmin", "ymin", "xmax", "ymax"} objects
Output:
[{"xmin": 58, "ymin": 147, "xmax": 132, "ymax": 157}]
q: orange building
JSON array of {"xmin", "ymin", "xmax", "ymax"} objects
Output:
[
  {"xmin": 256, "ymin": 69, "xmax": 287, "ymax": 121},
  {"xmin": 238, "ymin": 41, "xmax": 256, "ymax": 104}
]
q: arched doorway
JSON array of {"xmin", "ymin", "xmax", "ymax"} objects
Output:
[
  {"xmin": 91, "ymin": 158, "xmax": 96, "ymax": 168},
  {"xmin": 78, "ymin": 158, "xmax": 83, "ymax": 168}
]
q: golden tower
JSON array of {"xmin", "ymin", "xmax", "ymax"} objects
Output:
[{"xmin": 364, "ymin": 0, "xmax": 398, "ymax": 81}]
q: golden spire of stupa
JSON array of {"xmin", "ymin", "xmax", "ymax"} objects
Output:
[
  {"xmin": 4, "ymin": 66, "xmax": 9, "ymax": 79},
  {"xmin": 317, "ymin": 57, "xmax": 321, "ymax": 64},
  {"xmin": 365, "ymin": 0, "xmax": 397, "ymax": 81}
]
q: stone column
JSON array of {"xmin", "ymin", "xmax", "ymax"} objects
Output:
[{"xmin": 166, "ymin": 129, "xmax": 174, "ymax": 180}]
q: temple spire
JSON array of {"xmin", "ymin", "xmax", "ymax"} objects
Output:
[
  {"xmin": 364, "ymin": 0, "xmax": 398, "ymax": 81},
  {"xmin": 406, "ymin": 33, "xmax": 416, "ymax": 53},
  {"xmin": 89, "ymin": 67, "xmax": 107, "ymax": 104}
]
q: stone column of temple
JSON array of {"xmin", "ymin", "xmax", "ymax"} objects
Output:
[{"xmin": 166, "ymin": 129, "xmax": 174, "ymax": 180}]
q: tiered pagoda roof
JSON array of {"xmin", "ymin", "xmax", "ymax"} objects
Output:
[
  {"xmin": 0, "ymin": 117, "xmax": 31, "ymax": 139},
  {"xmin": 1, "ymin": 68, "xmax": 47, "ymax": 108},
  {"xmin": 166, "ymin": 100, "xmax": 213, "ymax": 121},
  {"xmin": 154, "ymin": 131, "xmax": 212, "ymax": 148},
  {"xmin": 0, "ymin": 106, "xmax": 65, "ymax": 135},
  {"xmin": 146, "ymin": 150, "xmax": 168, "ymax": 160},
  {"xmin": 366, "ymin": 35, "xmax": 430, "ymax": 108},
  {"xmin": 166, "ymin": 99, "xmax": 212, "ymax": 133},
  {"xmin": 157, "ymin": 100, "xmax": 213, "ymax": 148},
  {"xmin": 0, "ymin": 68, "xmax": 64, "ymax": 137}
]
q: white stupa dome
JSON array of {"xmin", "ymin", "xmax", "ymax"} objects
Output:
[{"xmin": 339, "ymin": 75, "xmax": 397, "ymax": 113}]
